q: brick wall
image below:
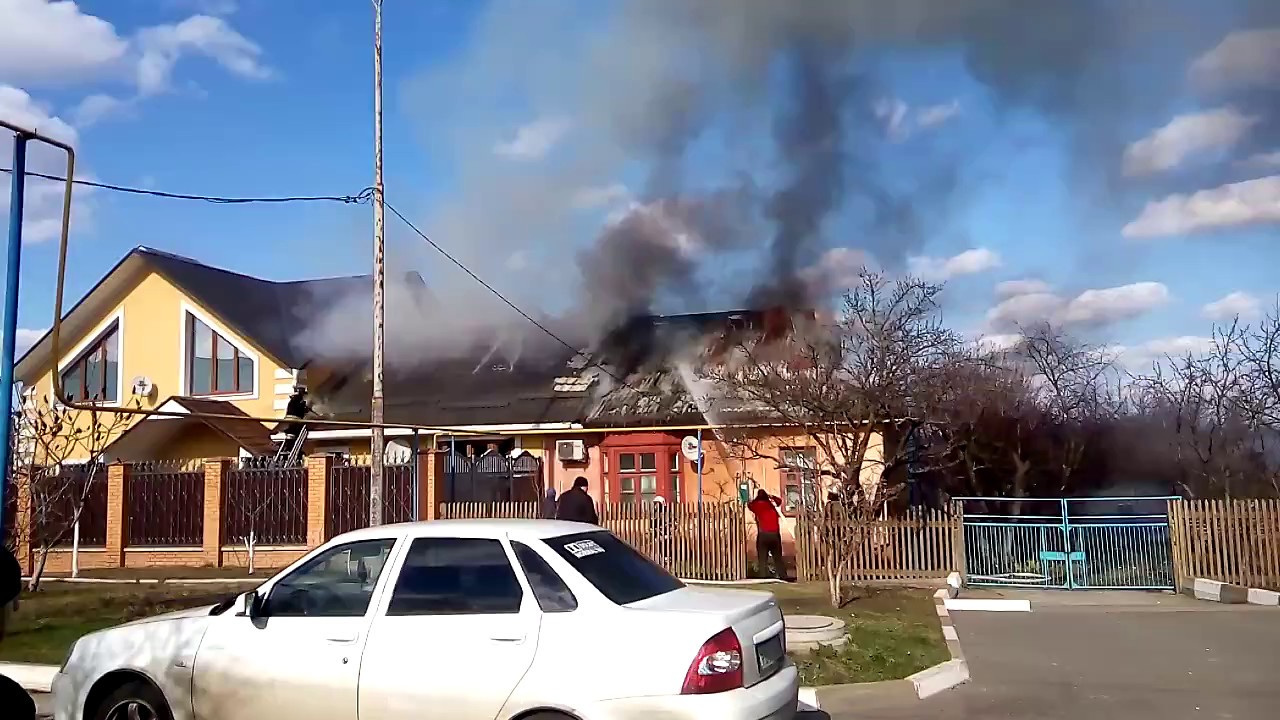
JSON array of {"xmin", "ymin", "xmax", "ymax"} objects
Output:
[{"xmin": 13, "ymin": 454, "xmax": 397, "ymax": 576}]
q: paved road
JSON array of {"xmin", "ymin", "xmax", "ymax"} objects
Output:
[{"xmin": 820, "ymin": 590, "xmax": 1280, "ymax": 720}]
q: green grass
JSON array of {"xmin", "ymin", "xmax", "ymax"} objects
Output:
[
  {"xmin": 729, "ymin": 581, "xmax": 949, "ymax": 686},
  {"xmin": 0, "ymin": 583, "xmax": 256, "ymax": 665}
]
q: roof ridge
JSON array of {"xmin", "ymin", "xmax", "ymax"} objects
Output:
[{"xmin": 135, "ymin": 246, "xmax": 282, "ymax": 285}]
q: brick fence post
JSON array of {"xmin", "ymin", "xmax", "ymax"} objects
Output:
[
  {"xmin": 104, "ymin": 462, "xmax": 127, "ymax": 567},
  {"xmin": 306, "ymin": 455, "xmax": 331, "ymax": 547},
  {"xmin": 202, "ymin": 459, "xmax": 228, "ymax": 566},
  {"xmin": 14, "ymin": 473, "xmax": 33, "ymax": 575},
  {"xmin": 419, "ymin": 447, "xmax": 441, "ymax": 520}
]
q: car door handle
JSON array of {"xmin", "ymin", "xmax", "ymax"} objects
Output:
[
  {"xmin": 489, "ymin": 632, "xmax": 525, "ymax": 643},
  {"xmin": 326, "ymin": 633, "xmax": 358, "ymax": 644}
]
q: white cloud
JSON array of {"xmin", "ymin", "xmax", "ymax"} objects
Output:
[
  {"xmin": 1122, "ymin": 107, "xmax": 1257, "ymax": 176},
  {"xmin": 1189, "ymin": 28, "xmax": 1280, "ymax": 94},
  {"xmin": 969, "ymin": 333, "xmax": 1023, "ymax": 355},
  {"xmin": 134, "ymin": 15, "xmax": 272, "ymax": 95},
  {"xmin": 874, "ymin": 97, "xmax": 961, "ymax": 141},
  {"xmin": 801, "ymin": 247, "xmax": 870, "ymax": 294},
  {"xmin": 917, "ymin": 100, "xmax": 961, "ymax": 129},
  {"xmin": 986, "ymin": 281, "xmax": 1171, "ymax": 331},
  {"xmin": 1237, "ymin": 150, "xmax": 1280, "ymax": 172},
  {"xmin": 1059, "ymin": 282, "xmax": 1171, "ymax": 326},
  {"xmin": 1202, "ymin": 291, "xmax": 1261, "ymax": 321},
  {"xmin": 570, "ymin": 183, "xmax": 629, "ymax": 210},
  {"xmin": 0, "ymin": 0, "xmax": 129, "ymax": 85},
  {"xmin": 907, "ymin": 248, "xmax": 1001, "ymax": 281},
  {"xmin": 1115, "ymin": 336, "xmax": 1216, "ymax": 370},
  {"xmin": 995, "ymin": 278, "xmax": 1052, "ymax": 298},
  {"xmin": 0, "ymin": 85, "xmax": 94, "ymax": 243},
  {"xmin": 13, "ymin": 327, "xmax": 45, "ymax": 357},
  {"xmin": 1122, "ymin": 175, "xmax": 1280, "ymax": 239},
  {"xmin": 71, "ymin": 93, "xmax": 130, "ymax": 126},
  {"xmin": 493, "ymin": 117, "xmax": 572, "ymax": 160}
]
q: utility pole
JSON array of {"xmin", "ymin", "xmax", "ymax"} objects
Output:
[{"xmin": 369, "ymin": 0, "xmax": 386, "ymax": 526}]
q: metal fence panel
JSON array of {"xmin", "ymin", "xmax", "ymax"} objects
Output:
[
  {"xmin": 442, "ymin": 453, "xmax": 542, "ymax": 503},
  {"xmin": 125, "ymin": 460, "xmax": 205, "ymax": 546},
  {"xmin": 325, "ymin": 457, "xmax": 417, "ymax": 539},
  {"xmin": 222, "ymin": 463, "xmax": 307, "ymax": 546},
  {"xmin": 957, "ymin": 496, "xmax": 1176, "ymax": 590},
  {"xmin": 30, "ymin": 464, "xmax": 108, "ymax": 548}
]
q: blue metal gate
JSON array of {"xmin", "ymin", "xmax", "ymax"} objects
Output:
[{"xmin": 956, "ymin": 496, "xmax": 1177, "ymax": 590}]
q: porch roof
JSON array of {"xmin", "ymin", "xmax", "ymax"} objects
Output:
[{"xmin": 102, "ymin": 397, "xmax": 276, "ymax": 460}]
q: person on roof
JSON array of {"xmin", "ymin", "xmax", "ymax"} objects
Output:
[{"xmin": 556, "ymin": 476, "xmax": 599, "ymax": 525}]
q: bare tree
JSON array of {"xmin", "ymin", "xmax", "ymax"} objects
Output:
[
  {"xmin": 8, "ymin": 393, "xmax": 132, "ymax": 590},
  {"xmin": 707, "ymin": 271, "xmax": 965, "ymax": 606}
]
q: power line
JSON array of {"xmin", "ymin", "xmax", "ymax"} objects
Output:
[
  {"xmin": 0, "ymin": 163, "xmax": 645, "ymax": 395},
  {"xmin": 0, "ymin": 167, "xmax": 372, "ymax": 205},
  {"xmin": 383, "ymin": 200, "xmax": 643, "ymax": 393}
]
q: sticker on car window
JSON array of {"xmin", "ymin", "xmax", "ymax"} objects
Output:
[{"xmin": 564, "ymin": 539, "xmax": 604, "ymax": 558}]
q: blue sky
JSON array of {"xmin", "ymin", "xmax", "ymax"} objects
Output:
[{"xmin": 2, "ymin": 0, "xmax": 1279, "ymax": 368}]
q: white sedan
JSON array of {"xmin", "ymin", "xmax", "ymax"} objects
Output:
[{"xmin": 53, "ymin": 519, "xmax": 798, "ymax": 720}]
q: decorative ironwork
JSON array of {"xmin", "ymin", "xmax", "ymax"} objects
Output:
[
  {"xmin": 31, "ymin": 463, "xmax": 108, "ymax": 547},
  {"xmin": 222, "ymin": 464, "xmax": 307, "ymax": 546},
  {"xmin": 125, "ymin": 460, "xmax": 205, "ymax": 547},
  {"xmin": 326, "ymin": 456, "xmax": 416, "ymax": 539},
  {"xmin": 442, "ymin": 452, "xmax": 542, "ymax": 504}
]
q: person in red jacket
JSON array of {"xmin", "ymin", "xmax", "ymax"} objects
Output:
[{"xmin": 747, "ymin": 489, "xmax": 787, "ymax": 580}]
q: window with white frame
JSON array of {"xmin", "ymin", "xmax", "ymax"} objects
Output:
[
  {"xmin": 61, "ymin": 321, "xmax": 120, "ymax": 403},
  {"xmin": 780, "ymin": 447, "xmax": 818, "ymax": 515},
  {"xmin": 186, "ymin": 313, "xmax": 254, "ymax": 396}
]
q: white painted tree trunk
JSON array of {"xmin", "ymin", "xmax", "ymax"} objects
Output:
[
  {"xmin": 70, "ymin": 520, "xmax": 80, "ymax": 579},
  {"xmin": 244, "ymin": 530, "xmax": 257, "ymax": 575}
]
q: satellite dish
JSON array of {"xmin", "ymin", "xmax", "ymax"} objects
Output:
[
  {"xmin": 681, "ymin": 435, "xmax": 702, "ymax": 462},
  {"xmin": 131, "ymin": 376, "xmax": 155, "ymax": 398}
]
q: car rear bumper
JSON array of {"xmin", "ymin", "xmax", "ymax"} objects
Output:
[{"xmin": 584, "ymin": 661, "xmax": 799, "ymax": 720}]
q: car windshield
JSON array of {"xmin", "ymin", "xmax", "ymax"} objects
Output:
[{"xmin": 544, "ymin": 530, "xmax": 684, "ymax": 605}]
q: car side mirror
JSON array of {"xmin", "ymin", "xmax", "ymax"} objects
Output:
[{"xmin": 243, "ymin": 591, "xmax": 264, "ymax": 618}]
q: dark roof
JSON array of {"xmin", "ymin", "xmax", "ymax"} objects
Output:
[
  {"xmin": 298, "ymin": 339, "xmax": 596, "ymax": 431},
  {"xmin": 139, "ymin": 247, "xmax": 428, "ymax": 368}
]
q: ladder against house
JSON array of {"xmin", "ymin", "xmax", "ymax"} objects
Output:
[{"xmin": 271, "ymin": 424, "xmax": 309, "ymax": 467}]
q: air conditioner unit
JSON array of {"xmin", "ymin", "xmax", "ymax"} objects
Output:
[{"xmin": 556, "ymin": 439, "xmax": 586, "ymax": 462}]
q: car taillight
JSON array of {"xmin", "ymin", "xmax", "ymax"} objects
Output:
[{"xmin": 681, "ymin": 628, "xmax": 743, "ymax": 695}]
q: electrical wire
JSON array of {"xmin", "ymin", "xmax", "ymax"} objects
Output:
[
  {"xmin": 0, "ymin": 167, "xmax": 373, "ymax": 205},
  {"xmin": 0, "ymin": 163, "xmax": 649, "ymax": 395},
  {"xmin": 383, "ymin": 200, "xmax": 645, "ymax": 393}
]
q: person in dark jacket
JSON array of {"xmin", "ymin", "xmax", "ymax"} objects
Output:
[
  {"xmin": 541, "ymin": 487, "xmax": 559, "ymax": 519},
  {"xmin": 280, "ymin": 386, "xmax": 311, "ymax": 459},
  {"xmin": 556, "ymin": 476, "xmax": 599, "ymax": 524}
]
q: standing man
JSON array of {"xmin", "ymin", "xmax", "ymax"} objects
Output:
[
  {"xmin": 556, "ymin": 476, "xmax": 599, "ymax": 525},
  {"xmin": 747, "ymin": 488, "xmax": 787, "ymax": 580}
]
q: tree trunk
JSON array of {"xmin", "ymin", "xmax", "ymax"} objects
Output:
[{"xmin": 27, "ymin": 549, "xmax": 50, "ymax": 592}]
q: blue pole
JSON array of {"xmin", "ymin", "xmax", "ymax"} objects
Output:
[{"xmin": 0, "ymin": 134, "xmax": 28, "ymax": 538}]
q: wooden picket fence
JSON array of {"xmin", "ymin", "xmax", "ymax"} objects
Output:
[
  {"xmin": 1169, "ymin": 499, "xmax": 1280, "ymax": 591},
  {"xmin": 793, "ymin": 508, "xmax": 963, "ymax": 583},
  {"xmin": 439, "ymin": 500, "xmax": 748, "ymax": 581}
]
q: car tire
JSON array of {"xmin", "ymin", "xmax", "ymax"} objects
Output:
[{"xmin": 91, "ymin": 680, "xmax": 173, "ymax": 720}]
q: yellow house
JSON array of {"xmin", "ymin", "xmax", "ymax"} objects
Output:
[{"xmin": 14, "ymin": 246, "xmax": 417, "ymax": 462}]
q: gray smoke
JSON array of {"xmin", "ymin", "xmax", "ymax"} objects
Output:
[{"xmin": 297, "ymin": 0, "xmax": 1280, "ymax": 366}]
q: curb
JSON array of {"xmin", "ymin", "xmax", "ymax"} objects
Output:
[
  {"xmin": 1185, "ymin": 578, "xmax": 1279, "ymax": 606},
  {"xmin": 797, "ymin": 584, "xmax": 970, "ymax": 711},
  {"xmin": 0, "ymin": 663, "xmax": 58, "ymax": 693}
]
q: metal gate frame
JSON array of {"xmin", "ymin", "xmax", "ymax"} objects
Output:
[{"xmin": 957, "ymin": 496, "xmax": 1178, "ymax": 590}]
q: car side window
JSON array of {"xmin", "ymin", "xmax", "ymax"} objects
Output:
[
  {"xmin": 267, "ymin": 538, "xmax": 396, "ymax": 618},
  {"xmin": 387, "ymin": 537, "xmax": 523, "ymax": 616},
  {"xmin": 512, "ymin": 541, "xmax": 577, "ymax": 613}
]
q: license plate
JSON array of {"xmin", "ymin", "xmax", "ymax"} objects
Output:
[{"xmin": 756, "ymin": 633, "xmax": 784, "ymax": 677}]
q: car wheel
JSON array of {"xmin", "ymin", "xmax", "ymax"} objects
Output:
[{"xmin": 92, "ymin": 680, "xmax": 173, "ymax": 720}]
